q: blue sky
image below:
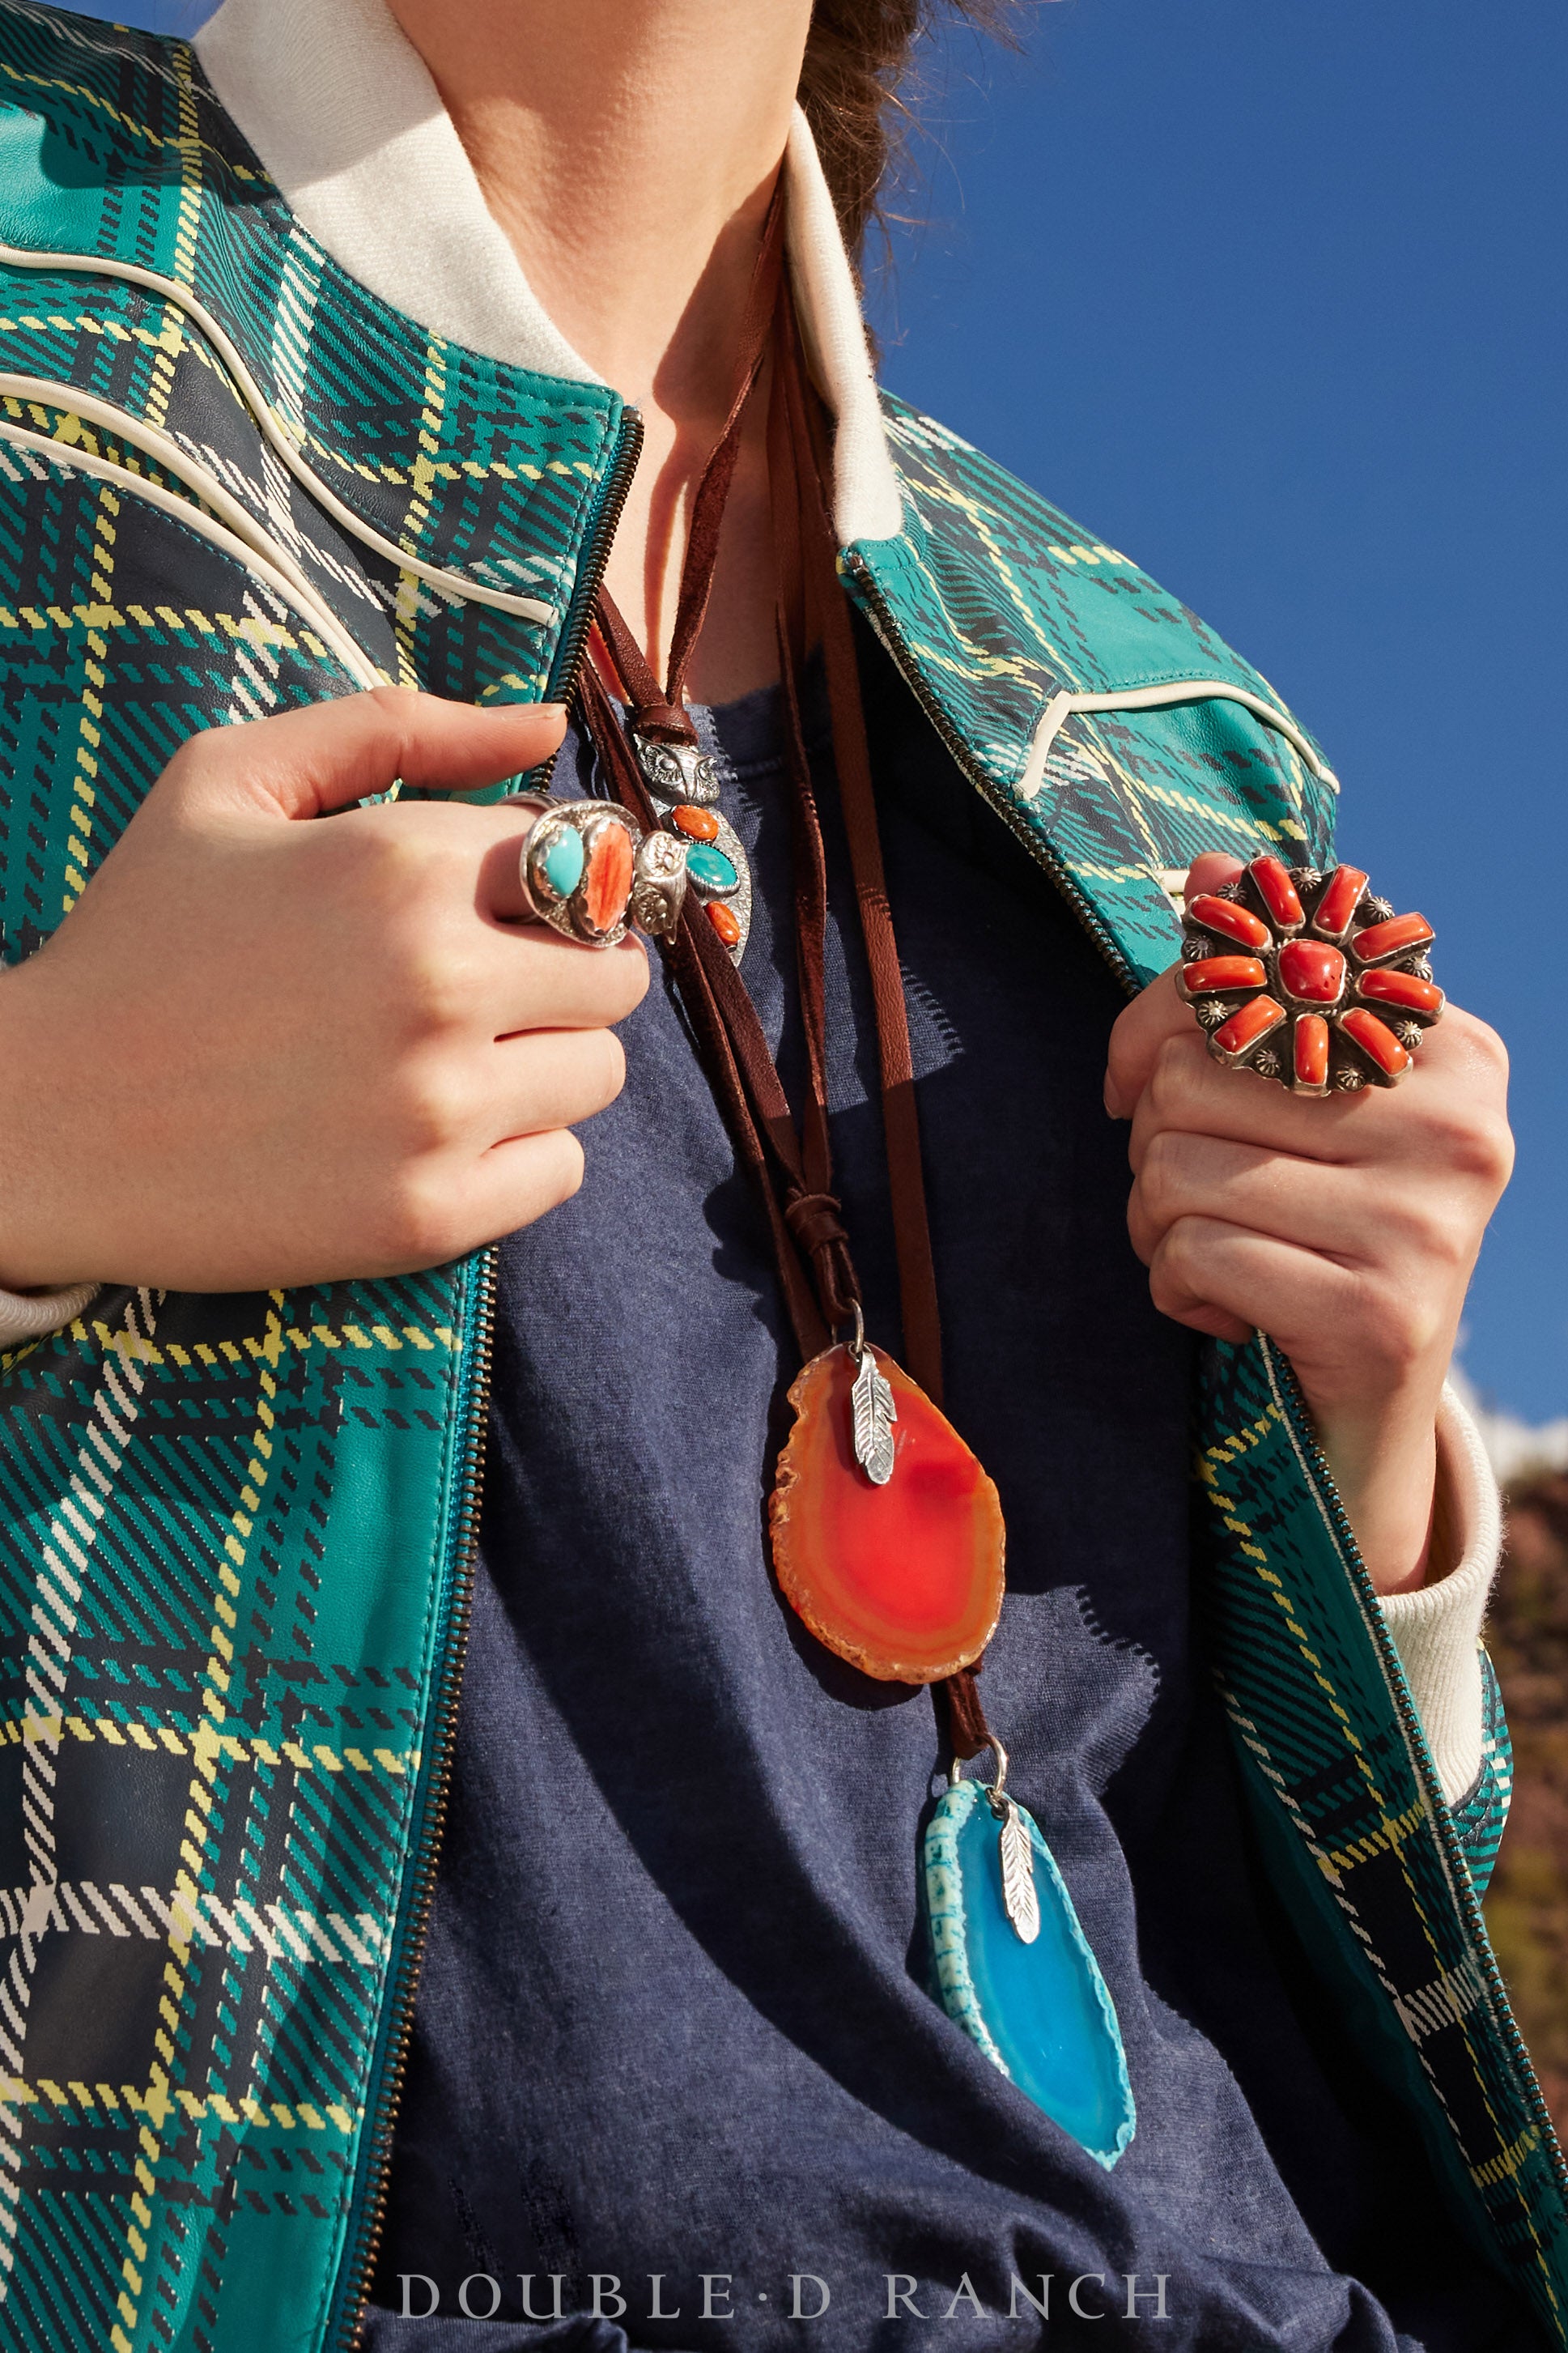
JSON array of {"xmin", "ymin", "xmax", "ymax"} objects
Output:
[{"xmin": 56, "ymin": 1, "xmax": 1568, "ymax": 1419}]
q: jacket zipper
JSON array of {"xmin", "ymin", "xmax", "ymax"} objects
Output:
[
  {"xmin": 333, "ymin": 1247, "xmax": 496, "ymax": 2351},
  {"xmin": 333, "ymin": 420, "xmax": 643, "ymax": 2349},
  {"xmin": 546, "ymin": 406, "xmax": 646, "ymax": 711},
  {"xmin": 847, "ymin": 543, "xmax": 1568, "ymax": 2209}
]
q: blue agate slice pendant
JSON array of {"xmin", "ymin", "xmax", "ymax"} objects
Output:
[{"xmin": 923, "ymin": 1741, "xmax": 1135, "ymax": 2168}]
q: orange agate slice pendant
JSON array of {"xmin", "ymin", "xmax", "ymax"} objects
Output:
[{"xmin": 768, "ymin": 1342, "xmax": 1005, "ymax": 1683}]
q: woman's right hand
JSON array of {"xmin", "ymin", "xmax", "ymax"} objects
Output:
[{"xmin": 0, "ymin": 688, "xmax": 648, "ymax": 1294}]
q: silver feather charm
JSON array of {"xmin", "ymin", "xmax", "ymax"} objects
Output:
[
  {"xmin": 996, "ymin": 1798, "xmax": 1041, "ymax": 1944},
  {"xmin": 849, "ymin": 1347, "xmax": 898, "ymax": 1485}
]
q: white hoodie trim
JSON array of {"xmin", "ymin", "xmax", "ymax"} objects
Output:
[{"xmin": 193, "ymin": 0, "xmax": 904, "ymax": 546}]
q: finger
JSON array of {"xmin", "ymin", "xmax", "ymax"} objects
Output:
[
  {"xmin": 1125, "ymin": 1007, "xmax": 1503, "ymax": 1181},
  {"xmin": 477, "ymin": 928, "xmax": 650, "ymax": 1038},
  {"xmin": 1126, "ymin": 1025, "xmax": 1357, "ymax": 1174},
  {"xmin": 378, "ymin": 1130, "xmax": 588, "ymax": 1274},
  {"xmin": 1183, "ymin": 852, "xmax": 1244, "ymax": 908},
  {"xmin": 1145, "ymin": 1212, "xmax": 1344, "ymax": 1345},
  {"xmin": 1127, "ymin": 1130, "xmax": 1389, "ymax": 1268},
  {"xmin": 1105, "ymin": 965, "xmax": 1191, "ymax": 1117},
  {"xmin": 482, "ymin": 1026, "xmax": 629, "ymax": 1139},
  {"xmin": 186, "ymin": 687, "xmax": 568, "ymax": 821}
]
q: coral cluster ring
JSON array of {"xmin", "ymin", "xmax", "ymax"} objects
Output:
[
  {"xmin": 514, "ymin": 797, "xmax": 687, "ymax": 947},
  {"xmin": 1179, "ymin": 857, "xmax": 1443, "ymax": 1095}
]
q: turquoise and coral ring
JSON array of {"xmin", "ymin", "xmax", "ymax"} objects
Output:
[
  {"xmin": 516, "ymin": 798, "xmax": 686, "ymax": 947},
  {"xmin": 1179, "ymin": 857, "xmax": 1443, "ymax": 1094}
]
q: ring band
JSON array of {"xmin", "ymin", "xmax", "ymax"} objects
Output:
[{"xmin": 1180, "ymin": 857, "xmax": 1443, "ymax": 1094}]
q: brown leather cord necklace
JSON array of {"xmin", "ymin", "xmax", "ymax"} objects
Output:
[
  {"xmin": 576, "ymin": 189, "xmax": 1001, "ymax": 1759},
  {"xmin": 567, "ymin": 187, "xmax": 1138, "ymax": 2168}
]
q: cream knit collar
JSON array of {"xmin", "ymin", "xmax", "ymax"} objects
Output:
[{"xmin": 194, "ymin": 0, "xmax": 903, "ymax": 544}]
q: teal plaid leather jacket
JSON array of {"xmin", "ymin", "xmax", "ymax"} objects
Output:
[{"xmin": 0, "ymin": 6, "xmax": 1560, "ymax": 2347}]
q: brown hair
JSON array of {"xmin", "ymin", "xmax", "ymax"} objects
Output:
[{"xmin": 798, "ymin": 0, "xmax": 1021, "ymax": 266}]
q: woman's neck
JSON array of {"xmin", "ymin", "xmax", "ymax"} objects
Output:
[{"xmin": 386, "ymin": 0, "xmax": 815, "ymax": 696}]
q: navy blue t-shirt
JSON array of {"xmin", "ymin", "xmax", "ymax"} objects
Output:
[{"xmin": 368, "ymin": 647, "xmax": 1526, "ymax": 2351}]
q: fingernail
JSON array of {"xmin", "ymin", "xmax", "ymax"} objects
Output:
[{"xmin": 1103, "ymin": 1073, "xmax": 1126, "ymax": 1119}]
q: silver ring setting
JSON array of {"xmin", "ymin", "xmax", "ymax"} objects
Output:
[
  {"xmin": 1180, "ymin": 857, "xmax": 1443, "ymax": 1093},
  {"xmin": 516, "ymin": 798, "xmax": 687, "ymax": 947}
]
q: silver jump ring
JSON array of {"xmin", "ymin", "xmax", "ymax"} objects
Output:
[
  {"xmin": 947, "ymin": 1734, "xmax": 1009, "ymax": 1792},
  {"xmin": 838, "ymin": 1299, "xmax": 866, "ymax": 1367}
]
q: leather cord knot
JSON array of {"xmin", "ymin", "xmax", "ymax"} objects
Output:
[
  {"xmin": 784, "ymin": 1189, "xmax": 847, "ymax": 1256},
  {"xmin": 631, "ymin": 699, "xmax": 695, "ymax": 746},
  {"xmin": 784, "ymin": 1189, "xmax": 858, "ymax": 1330}
]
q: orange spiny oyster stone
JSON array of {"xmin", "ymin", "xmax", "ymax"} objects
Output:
[
  {"xmin": 583, "ymin": 820, "xmax": 635, "ymax": 932},
  {"xmin": 1188, "ymin": 894, "xmax": 1271, "ymax": 952},
  {"xmin": 672, "ymin": 804, "xmax": 721, "ymax": 842},
  {"xmin": 1179, "ymin": 955, "xmax": 1267, "ymax": 996},
  {"xmin": 769, "ymin": 1345, "xmax": 1005, "ymax": 1683},
  {"xmin": 705, "ymin": 900, "xmax": 742, "ymax": 948}
]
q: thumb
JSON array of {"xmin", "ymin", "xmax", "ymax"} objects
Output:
[{"xmin": 187, "ymin": 687, "xmax": 569, "ymax": 821}]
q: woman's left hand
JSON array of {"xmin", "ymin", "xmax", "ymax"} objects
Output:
[{"xmin": 1104, "ymin": 854, "xmax": 1514, "ymax": 1594}]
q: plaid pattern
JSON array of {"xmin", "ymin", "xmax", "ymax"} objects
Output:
[
  {"xmin": 0, "ymin": 5, "xmax": 1556, "ymax": 2348},
  {"xmin": 1196, "ymin": 1339, "xmax": 1566, "ymax": 2338}
]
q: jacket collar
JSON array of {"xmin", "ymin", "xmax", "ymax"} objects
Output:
[{"xmin": 193, "ymin": 0, "xmax": 904, "ymax": 547}]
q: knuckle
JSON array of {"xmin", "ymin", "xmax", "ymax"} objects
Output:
[
  {"xmin": 364, "ymin": 683, "xmax": 424, "ymax": 725},
  {"xmin": 535, "ymin": 1129, "xmax": 585, "ymax": 1211},
  {"xmin": 385, "ymin": 1055, "xmax": 471, "ymax": 1155},
  {"xmin": 1452, "ymin": 1006, "xmax": 1511, "ymax": 1087},
  {"xmin": 589, "ymin": 1028, "xmax": 627, "ymax": 1108},
  {"xmin": 365, "ymin": 1162, "xmax": 464, "ymax": 1270},
  {"xmin": 610, "ymin": 938, "xmax": 652, "ymax": 1015},
  {"xmin": 1148, "ymin": 1032, "xmax": 1196, "ymax": 1117},
  {"xmin": 1137, "ymin": 1127, "xmax": 1185, "ymax": 1220}
]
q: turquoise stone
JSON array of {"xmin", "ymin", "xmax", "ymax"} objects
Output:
[
  {"xmin": 540, "ymin": 824, "xmax": 584, "ymax": 900},
  {"xmin": 924, "ymin": 1780, "xmax": 1135, "ymax": 2167},
  {"xmin": 686, "ymin": 842, "xmax": 737, "ymax": 894}
]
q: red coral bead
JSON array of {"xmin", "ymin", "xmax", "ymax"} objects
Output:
[
  {"xmin": 1338, "ymin": 1006, "xmax": 1411, "ymax": 1076},
  {"xmin": 1188, "ymin": 895, "xmax": 1271, "ymax": 952},
  {"xmin": 1248, "ymin": 856, "xmax": 1304, "ymax": 930},
  {"xmin": 1312, "ymin": 865, "xmax": 1369, "ymax": 938},
  {"xmin": 1212, "ymin": 997, "xmax": 1286, "ymax": 1057},
  {"xmin": 1294, "ymin": 1015, "xmax": 1330, "ymax": 1091},
  {"xmin": 583, "ymin": 822, "xmax": 634, "ymax": 932},
  {"xmin": 705, "ymin": 900, "xmax": 742, "ymax": 948},
  {"xmin": 1358, "ymin": 968, "xmax": 1444, "ymax": 1018},
  {"xmin": 1180, "ymin": 955, "xmax": 1268, "ymax": 995},
  {"xmin": 1277, "ymin": 938, "xmax": 1346, "ymax": 1004},
  {"xmin": 1348, "ymin": 912, "xmax": 1434, "ymax": 966}
]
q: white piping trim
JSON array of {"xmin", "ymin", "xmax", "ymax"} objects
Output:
[
  {"xmin": 0, "ymin": 241, "xmax": 555, "ymax": 629},
  {"xmin": 0, "ymin": 423, "xmax": 384, "ymax": 689},
  {"xmin": 1018, "ymin": 679, "xmax": 1341, "ymax": 805},
  {"xmin": 0, "ymin": 373, "xmax": 334, "ymax": 621},
  {"xmin": 0, "ymin": 1283, "xmax": 100, "ymax": 1352}
]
